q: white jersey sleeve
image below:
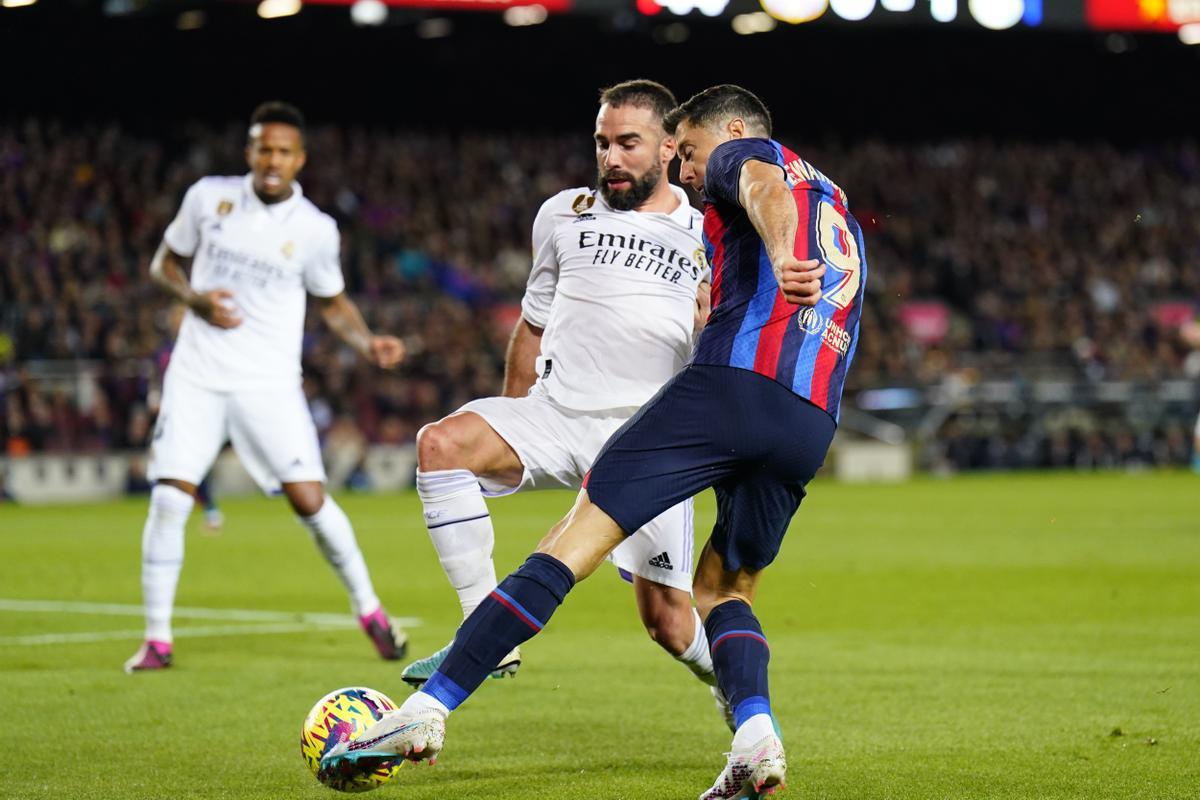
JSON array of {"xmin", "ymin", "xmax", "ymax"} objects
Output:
[
  {"xmin": 163, "ymin": 180, "xmax": 206, "ymax": 257},
  {"xmin": 303, "ymin": 217, "xmax": 346, "ymax": 298},
  {"xmin": 520, "ymin": 194, "xmax": 564, "ymax": 328}
]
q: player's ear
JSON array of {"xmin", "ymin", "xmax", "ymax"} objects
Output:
[
  {"xmin": 659, "ymin": 133, "xmax": 677, "ymax": 165},
  {"xmin": 727, "ymin": 117, "xmax": 746, "ymax": 140}
]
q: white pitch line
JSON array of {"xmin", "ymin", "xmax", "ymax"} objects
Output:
[
  {"xmin": 0, "ymin": 598, "xmax": 421, "ymax": 628},
  {"xmin": 0, "ymin": 621, "xmax": 359, "ymax": 647}
]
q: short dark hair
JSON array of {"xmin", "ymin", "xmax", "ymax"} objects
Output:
[
  {"xmin": 248, "ymin": 101, "xmax": 306, "ymax": 142},
  {"xmin": 664, "ymin": 85, "xmax": 772, "ymax": 137},
  {"xmin": 598, "ymin": 79, "xmax": 677, "ymax": 126}
]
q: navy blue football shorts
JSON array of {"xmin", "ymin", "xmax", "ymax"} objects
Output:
[{"xmin": 585, "ymin": 364, "xmax": 836, "ymax": 572}]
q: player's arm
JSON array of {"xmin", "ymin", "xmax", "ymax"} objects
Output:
[
  {"xmin": 149, "ymin": 242, "xmax": 241, "ymax": 329},
  {"xmin": 503, "ymin": 318, "xmax": 544, "ymax": 398},
  {"xmin": 736, "ymin": 160, "xmax": 824, "ymax": 306},
  {"xmin": 694, "ymin": 279, "xmax": 711, "ymax": 337},
  {"xmin": 505, "ymin": 193, "xmax": 559, "ymax": 396},
  {"xmin": 317, "ymin": 292, "xmax": 405, "ymax": 369}
]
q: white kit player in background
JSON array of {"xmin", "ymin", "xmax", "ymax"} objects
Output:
[
  {"xmin": 124, "ymin": 102, "xmax": 409, "ymax": 673},
  {"xmin": 401, "ymin": 79, "xmax": 730, "ymax": 726}
]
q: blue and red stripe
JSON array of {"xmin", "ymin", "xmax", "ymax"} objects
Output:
[
  {"xmin": 711, "ymin": 629, "xmax": 769, "ymax": 653},
  {"xmin": 489, "ymin": 588, "xmax": 544, "ymax": 632}
]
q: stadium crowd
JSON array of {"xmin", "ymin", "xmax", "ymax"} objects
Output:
[{"xmin": 1, "ymin": 119, "xmax": 1197, "ymax": 472}]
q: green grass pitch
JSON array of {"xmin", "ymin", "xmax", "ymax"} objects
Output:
[{"xmin": 0, "ymin": 471, "xmax": 1197, "ymax": 799}]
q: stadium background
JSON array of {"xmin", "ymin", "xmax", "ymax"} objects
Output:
[
  {"xmin": 0, "ymin": 4, "xmax": 1198, "ymax": 800},
  {"xmin": 3, "ymin": 0, "xmax": 1200, "ymax": 500}
]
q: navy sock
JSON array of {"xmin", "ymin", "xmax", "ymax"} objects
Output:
[
  {"xmin": 705, "ymin": 600, "xmax": 772, "ymax": 729},
  {"xmin": 422, "ymin": 553, "xmax": 575, "ymax": 711}
]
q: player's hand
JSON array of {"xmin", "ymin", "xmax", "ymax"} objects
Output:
[
  {"xmin": 368, "ymin": 335, "xmax": 406, "ymax": 369},
  {"xmin": 778, "ymin": 258, "xmax": 825, "ymax": 306},
  {"xmin": 191, "ymin": 289, "xmax": 242, "ymax": 329},
  {"xmin": 694, "ymin": 279, "xmax": 711, "ymax": 334}
]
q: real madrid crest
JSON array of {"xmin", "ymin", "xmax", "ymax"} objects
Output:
[
  {"xmin": 571, "ymin": 193, "xmax": 596, "ymax": 215},
  {"xmin": 692, "ymin": 247, "xmax": 709, "ymax": 271},
  {"xmin": 281, "ymin": 241, "xmax": 295, "ymax": 259},
  {"xmin": 217, "ymin": 200, "xmax": 233, "ymax": 216}
]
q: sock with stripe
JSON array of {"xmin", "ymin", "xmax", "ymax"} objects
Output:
[
  {"xmin": 705, "ymin": 599, "xmax": 776, "ymax": 747},
  {"xmin": 418, "ymin": 553, "xmax": 575, "ymax": 712},
  {"xmin": 417, "ymin": 469, "xmax": 498, "ymax": 619}
]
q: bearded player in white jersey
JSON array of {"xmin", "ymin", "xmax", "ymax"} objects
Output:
[
  {"xmin": 401, "ymin": 80, "xmax": 728, "ymax": 723},
  {"xmin": 124, "ymin": 102, "xmax": 409, "ymax": 672}
]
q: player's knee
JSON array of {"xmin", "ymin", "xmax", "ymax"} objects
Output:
[
  {"xmin": 640, "ymin": 597, "xmax": 695, "ymax": 656},
  {"xmin": 416, "ymin": 419, "xmax": 471, "ymax": 472},
  {"xmin": 285, "ymin": 483, "xmax": 325, "ymax": 517}
]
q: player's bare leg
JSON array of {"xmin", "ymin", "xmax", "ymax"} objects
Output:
[
  {"xmin": 324, "ymin": 491, "xmax": 624, "ymax": 771},
  {"xmin": 125, "ymin": 477, "xmax": 196, "ymax": 673},
  {"xmin": 694, "ymin": 544, "xmax": 786, "ymax": 799},
  {"xmin": 403, "ymin": 412, "xmax": 526, "ymax": 685},
  {"xmin": 634, "ymin": 576, "xmax": 730, "ymax": 728},
  {"xmin": 283, "ymin": 480, "xmax": 407, "ymax": 660}
]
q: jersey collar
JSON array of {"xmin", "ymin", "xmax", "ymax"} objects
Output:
[{"xmin": 241, "ymin": 173, "xmax": 303, "ymax": 215}]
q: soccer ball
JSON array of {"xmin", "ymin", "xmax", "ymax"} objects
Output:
[{"xmin": 300, "ymin": 686, "xmax": 404, "ymax": 792}]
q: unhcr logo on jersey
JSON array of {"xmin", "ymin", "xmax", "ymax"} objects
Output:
[{"xmin": 797, "ymin": 307, "xmax": 851, "ymax": 355}]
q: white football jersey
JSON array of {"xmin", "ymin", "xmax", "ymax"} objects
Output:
[
  {"xmin": 521, "ymin": 185, "xmax": 706, "ymax": 411},
  {"xmin": 162, "ymin": 174, "xmax": 344, "ymax": 391}
]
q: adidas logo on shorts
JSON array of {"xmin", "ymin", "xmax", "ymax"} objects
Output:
[{"xmin": 647, "ymin": 551, "xmax": 673, "ymax": 571}]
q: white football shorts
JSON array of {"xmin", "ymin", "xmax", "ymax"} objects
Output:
[
  {"xmin": 148, "ymin": 370, "xmax": 326, "ymax": 493},
  {"xmin": 458, "ymin": 387, "xmax": 695, "ymax": 592}
]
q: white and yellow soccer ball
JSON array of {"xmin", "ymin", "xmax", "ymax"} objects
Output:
[{"xmin": 300, "ymin": 687, "xmax": 403, "ymax": 792}]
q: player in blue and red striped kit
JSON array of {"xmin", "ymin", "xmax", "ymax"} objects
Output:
[{"xmin": 323, "ymin": 85, "xmax": 866, "ymax": 800}]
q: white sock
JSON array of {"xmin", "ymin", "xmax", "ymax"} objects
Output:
[
  {"xmin": 676, "ymin": 608, "xmax": 717, "ymax": 686},
  {"xmin": 416, "ymin": 469, "xmax": 497, "ymax": 619},
  {"xmin": 733, "ymin": 713, "xmax": 777, "ymax": 750},
  {"xmin": 299, "ymin": 497, "xmax": 380, "ymax": 617},
  {"xmin": 400, "ymin": 688, "xmax": 451, "ymax": 720},
  {"xmin": 141, "ymin": 484, "xmax": 194, "ymax": 643}
]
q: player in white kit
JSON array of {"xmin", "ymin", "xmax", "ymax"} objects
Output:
[
  {"xmin": 401, "ymin": 80, "xmax": 729, "ymax": 725},
  {"xmin": 124, "ymin": 102, "xmax": 409, "ymax": 672}
]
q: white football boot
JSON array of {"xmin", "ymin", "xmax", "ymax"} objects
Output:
[
  {"xmin": 319, "ymin": 708, "xmax": 446, "ymax": 784},
  {"xmin": 698, "ymin": 733, "xmax": 787, "ymax": 800}
]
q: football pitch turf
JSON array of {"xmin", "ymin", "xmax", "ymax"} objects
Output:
[{"xmin": 0, "ymin": 471, "xmax": 1197, "ymax": 800}]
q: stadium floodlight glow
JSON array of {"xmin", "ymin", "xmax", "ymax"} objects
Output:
[
  {"xmin": 416, "ymin": 17, "xmax": 452, "ymax": 37},
  {"xmin": 257, "ymin": 0, "xmax": 301, "ymax": 19},
  {"xmin": 967, "ymin": 0, "xmax": 1024, "ymax": 29},
  {"xmin": 1180, "ymin": 22, "xmax": 1200, "ymax": 44},
  {"xmin": 350, "ymin": 0, "xmax": 387, "ymax": 25},
  {"xmin": 176, "ymin": 9, "xmax": 206, "ymax": 29},
  {"xmin": 760, "ymin": 0, "xmax": 828, "ymax": 23},
  {"xmin": 930, "ymin": 0, "xmax": 956, "ymax": 21},
  {"xmin": 662, "ymin": 0, "xmax": 729, "ymax": 14},
  {"xmin": 1, "ymin": 0, "xmax": 38, "ymax": 8},
  {"xmin": 880, "ymin": 0, "xmax": 914, "ymax": 10},
  {"xmin": 731, "ymin": 10, "xmax": 777, "ymax": 31},
  {"xmin": 503, "ymin": 3, "xmax": 548, "ymax": 24},
  {"xmin": 830, "ymin": 0, "xmax": 875, "ymax": 21}
]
